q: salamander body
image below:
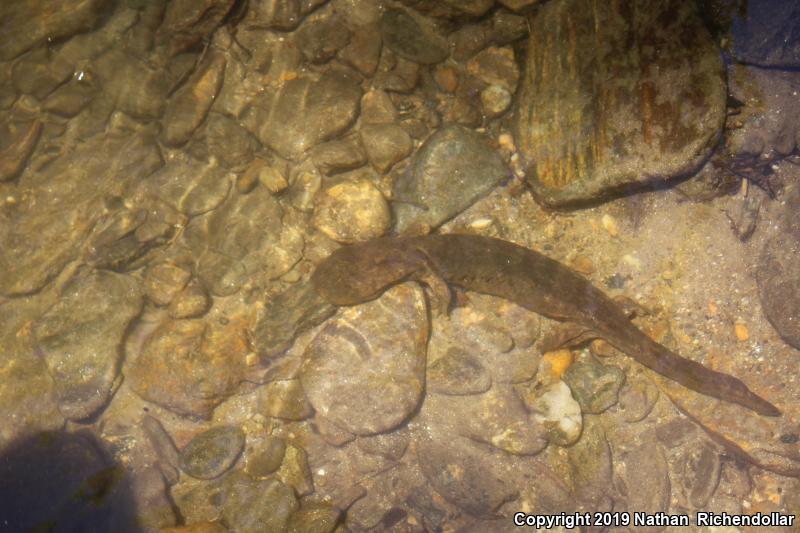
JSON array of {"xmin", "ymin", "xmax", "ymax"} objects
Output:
[{"xmin": 312, "ymin": 234, "xmax": 780, "ymax": 417}]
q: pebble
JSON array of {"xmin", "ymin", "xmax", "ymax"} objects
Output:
[
  {"xmin": 251, "ymin": 72, "xmax": 362, "ymax": 160},
  {"xmin": 620, "ymin": 437, "xmax": 671, "ymax": 517},
  {"xmin": 541, "ymin": 349, "xmax": 574, "ymax": 379},
  {"xmin": 516, "ymin": 0, "xmax": 726, "ymax": 207},
  {"xmin": 433, "ymin": 65, "xmax": 459, "ymax": 93},
  {"xmin": 427, "ymin": 348, "xmax": 492, "ymax": 395},
  {"xmin": 144, "ymin": 263, "xmax": 192, "ymax": 307},
  {"xmin": 757, "ymin": 184, "xmax": 800, "ymax": 349},
  {"xmin": 392, "ymin": 125, "xmax": 508, "ymax": 233},
  {"xmin": 285, "ymin": 502, "xmax": 341, "ymax": 533},
  {"xmin": 222, "ymin": 472, "xmax": 299, "ymax": 532},
  {"xmin": 380, "ymin": 8, "xmax": 448, "ymax": 65},
  {"xmin": 243, "ymin": 435, "xmax": 286, "ymax": 478},
  {"xmin": 179, "ymin": 426, "xmax": 246, "ymax": 480},
  {"xmin": 562, "ymin": 359, "xmax": 626, "ymax": 414},
  {"xmin": 156, "ymin": 0, "xmax": 236, "ymax": 56},
  {"xmin": 295, "ymin": 9, "xmax": 350, "ymax": 64},
  {"xmin": 128, "ymin": 318, "xmax": 248, "ymax": 418},
  {"xmin": 480, "ymin": 85, "xmax": 512, "ymax": 117},
  {"xmin": 466, "ymin": 46, "xmax": 520, "ymax": 91},
  {"xmin": 311, "ymin": 138, "xmax": 367, "ymax": 175},
  {"xmin": 734, "ymin": 322, "xmax": 750, "ymax": 342},
  {"xmin": 168, "ymin": 280, "xmax": 211, "ymax": 319},
  {"xmin": 0, "ymin": 120, "xmax": 41, "ymax": 181},
  {"xmin": 359, "ymin": 123, "xmax": 414, "ymax": 173},
  {"xmin": 252, "ymin": 280, "xmax": 336, "ymax": 360},
  {"xmin": 312, "ymin": 179, "xmax": 391, "ymax": 243},
  {"xmin": 258, "ymin": 379, "xmax": 314, "ymax": 421},
  {"xmin": 275, "ymin": 442, "xmax": 314, "ymax": 496},
  {"xmin": 526, "ymin": 380, "xmax": 583, "ymax": 446},
  {"xmin": 161, "ymin": 53, "xmax": 227, "ymax": 147},
  {"xmin": 357, "ymin": 430, "xmax": 410, "ymax": 461},
  {"xmin": 601, "ymin": 214, "xmax": 619, "ymax": 237}
]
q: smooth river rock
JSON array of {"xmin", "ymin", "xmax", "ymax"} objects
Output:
[
  {"xmin": 515, "ymin": 0, "xmax": 726, "ymax": 207},
  {"xmin": 392, "ymin": 125, "xmax": 508, "ymax": 232},
  {"xmin": 300, "ymin": 284, "xmax": 428, "ymax": 435}
]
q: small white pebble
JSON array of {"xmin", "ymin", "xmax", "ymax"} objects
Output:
[
  {"xmin": 601, "ymin": 214, "xmax": 619, "ymax": 237},
  {"xmin": 622, "ymin": 254, "xmax": 641, "ymax": 270},
  {"xmin": 468, "ymin": 217, "xmax": 494, "ymax": 230}
]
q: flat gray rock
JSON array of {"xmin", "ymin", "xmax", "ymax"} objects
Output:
[
  {"xmin": 515, "ymin": 0, "xmax": 726, "ymax": 207},
  {"xmin": 392, "ymin": 125, "xmax": 508, "ymax": 232}
]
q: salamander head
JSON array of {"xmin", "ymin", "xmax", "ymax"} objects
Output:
[{"xmin": 311, "ymin": 239, "xmax": 418, "ymax": 305}]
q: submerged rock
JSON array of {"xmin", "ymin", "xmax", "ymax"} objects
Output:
[
  {"xmin": 179, "ymin": 426, "xmax": 245, "ymax": 480},
  {"xmin": 250, "ymin": 72, "xmax": 362, "ymax": 160},
  {"xmin": 127, "ymin": 317, "xmax": 249, "ymax": 418},
  {"xmin": 392, "ymin": 125, "xmax": 508, "ymax": 232},
  {"xmin": 301, "ymin": 284, "xmax": 428, "ymax": 435},
  {"xmin": 0, "ymin": 0, "xmax": 112, "ymax": 61},
  {"xmin": 515, "ymin": 0, "xmax": 726, "ymax": 207},
  {"xmin": 33, "ymin": 269, "xmax": 143, "ymax": 420},
  {"xmin": 757, "ymin": 185, "xmax": 800, "ymax": 349}
]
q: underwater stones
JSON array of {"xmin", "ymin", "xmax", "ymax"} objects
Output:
[
  {"xmin": 0, "ymin": 0, "xmax": 112, "ymax": 61},
  {"xmin": 187, "ymin": 113, "xmax": 262, "ymax": 170},
  {"xmin": 0, "ymin": 301, "xmax": 64, "ymax": 446},
  {"xmin": 359, "ymin": 123, "xmax": 413, "ymax": 173},
  {"xmin": 426, "ymin": 386, "xmax": 548, "ymax": 456},
  {"xmin": 312, "ymin": 179, "xmax": 391, "ymax": 243},
  {"xmin": 144, "ymin": 263, "xmax": 192, "ymax": 307},
  {"xmin": 727, "ymin": 67, "xmax": 800, "ymax": 159},
  {"xmin": 301, "ymin": 284, "xmax": 428, "ymax": 435},
  {"xmin": 155, "ymin": 0, "xmax": 236, "ymax": 57},
  {"xmin": 243, "ymin": 435, "xmax": 286, "ymax": 478},
  {"xmin": 137, "ymin": 158, "xmax": 231, "ymax": 218},
  {"xmin": 222, "ymin": 473, "xmax": 298, "ymax": 532},
  {"xmin": 562, "ymin": 360, "xmax": 626, "ymax": 414},
  {"xmin": 128, "ymin": 318, "xmax": 249, "ymax": 418},
  {"xmin": 515, "ymin": 0, "xmax": 726, "ymax": 207},
  {"xmin": 254, "ymin": 281, "xmax": 336, "ymax": 360},
  {"xmin": 295, "ymin": 8, "xmax": 351, "ymax": 64},
  {"xmin": 258, "ymin": 379, "xmax": 313, "ymax": 421},
  {"xmin": 33, "ymin": 269, "xmax": 143, "ymax": 421},
  {"xmin": 252, "ymin": 72, "xmax": 362, "ymax": 160},
  {"xmin": 427, "ymin": 348, "xmax": 491, "ymax": 396},
  {"xmin": 619, "ymin": 438, "xmax": 671, "ymax": 518},
  {"xmin": 757, "ymin": 185, "xmax": 800, "ymax": 350},
  {"xmin": 185, "ymin": 186, "xmax": 303, "ymax": 295},
  {"xmin": 526, "ymin": 380, "xmax": 582, "ymax": 446},
  {"xmin": 392, "ymin": 125, "xmax": 508, "ymax": 233},
  {"xmin": 380, "ymin": 8, "xmax": 448, "ymax": 65},
  {"xmin": 427, "ymin": 292, "xmax": 541, "ymax": 386},
  {"xmin": 0, "ymin": 120, "xmax": 42, "ymax": 182},
  {"xmin": 310, "ymin": 138, "xmax": 367, "ymax": 175},
  {"xmin": 179, "ymin": 426, "xmax": 245, "ymax": 480},
  {"xmin": 161, "ymin": 52, "xmax": 227, "ymax": 147}
]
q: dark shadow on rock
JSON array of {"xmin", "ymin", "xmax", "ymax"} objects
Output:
[{"xmin": 0, "ymin": 430, "xmax": 142, "ymax": 532}]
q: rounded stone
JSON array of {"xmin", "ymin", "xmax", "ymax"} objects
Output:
[
  {"xmin": 179, "ymin": 426, "xmax": 246, "ymax": 480},
  {"xmin": 312, "ymin": 180, "xmax": 391, "ymax": 243}
]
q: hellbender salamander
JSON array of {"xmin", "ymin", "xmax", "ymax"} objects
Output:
[{"xmin": 312, "ymin": 234, "xmax": 780, "ymax": 417}]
